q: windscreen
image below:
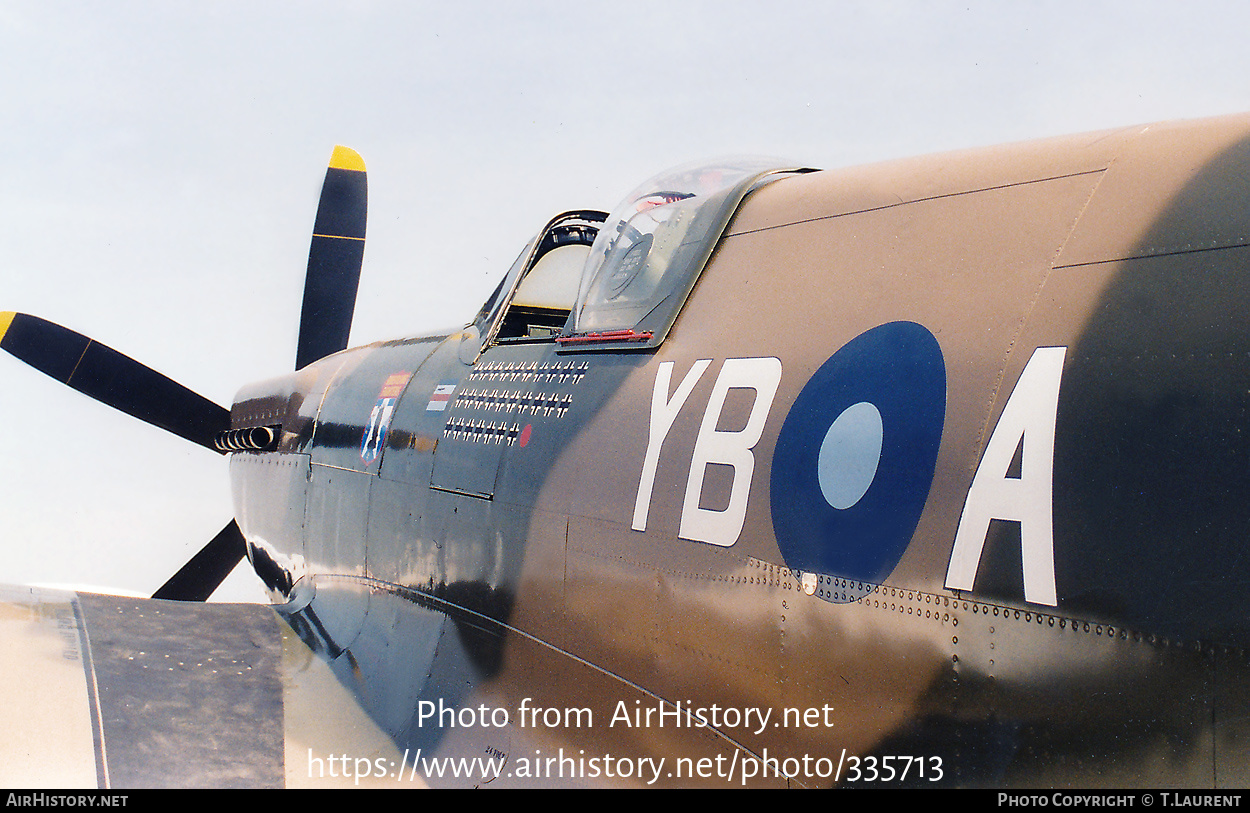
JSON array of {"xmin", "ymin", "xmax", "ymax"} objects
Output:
[{"xmin": 565, "ymin": 159, "xmax": 803, "ymax": 349}]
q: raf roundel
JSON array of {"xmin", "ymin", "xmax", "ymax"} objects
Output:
[{"xmin": 770, "ymin": 321, "xmax": 946, "ymax": 597}]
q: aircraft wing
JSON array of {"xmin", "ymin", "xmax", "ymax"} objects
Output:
[{"xmin": 0, "ymin": 586, "xmax": 409, "ymax": 789}]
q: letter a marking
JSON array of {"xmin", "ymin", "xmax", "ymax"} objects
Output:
[{"xmin": 946, "ymin": 346, "xmax": 1066, "ymax": 606}]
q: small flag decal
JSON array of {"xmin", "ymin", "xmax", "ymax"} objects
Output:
[{"xmin": 426, "ymin": 383, "xmax": 456, "ymax": 412}]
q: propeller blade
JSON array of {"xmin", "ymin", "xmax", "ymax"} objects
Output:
[
  {"xmin": 0, "ymin": 311, "xmax": 229, "ymax": 452},
  {"xmin": 295, "ymin": 145, "xmax": 367, "ymax": 370},
  {"xmin": 152, "ymin": 520, "xmax": 247, "ymax": 602}
]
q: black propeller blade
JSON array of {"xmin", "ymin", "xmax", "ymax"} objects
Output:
[
  {"xmin": 3, "ymin": 147, "xmax": 367, "ymax": 601},
  {"xmin": 295, "ymin": 145, "xmax": 367, "ymax": 370},
  {"xmin": 0, "ymin": 311, "xmax": 241, "ymax": 600},
  {"xmin": 0, "ymin": 311, "xmax": 230, "ymax": 452},
  {"xmin": 152, "ymin": 520, "xmax": 248, "ymax": 602}
]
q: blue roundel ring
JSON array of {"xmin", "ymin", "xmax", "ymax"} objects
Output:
[{"xmin": 770, "ymin": 321, "xmax": 946, "ymax": 591}]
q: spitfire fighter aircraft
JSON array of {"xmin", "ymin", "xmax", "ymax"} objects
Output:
[{"xmin": 5, "ymin": 112, "xmax": 1250, "ymax": 788}]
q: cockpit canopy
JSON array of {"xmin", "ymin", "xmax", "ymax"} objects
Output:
[
  {"xmin": 472, "ymin": 159, "xmax": 809, "ymax": 359},
  {"xmin": 566, "ymin": 158, "xmax": 804, "ymax": 349}
]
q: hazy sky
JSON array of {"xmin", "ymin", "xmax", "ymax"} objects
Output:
[{"xmin": 4, "ymin": 1, "xmax": 1250, "ymax": 601}]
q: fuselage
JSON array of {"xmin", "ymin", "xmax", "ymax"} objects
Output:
[{"xmin": 228, "ymin": 114, "xmax": 1250, "ymax": 787}]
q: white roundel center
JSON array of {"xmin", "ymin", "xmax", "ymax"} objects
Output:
[{"xmin": 817, "ymin": 401, "xmax": 884, "ymax": 509}]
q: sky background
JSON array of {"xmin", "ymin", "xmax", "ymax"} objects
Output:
[{"xmin": 3, "ymin": 1, "xmax": 1250, "ymax": 602}]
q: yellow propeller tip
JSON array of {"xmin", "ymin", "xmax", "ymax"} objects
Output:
[
  {"xmin": 0, "ymin": 312, "xmax": 15, "ymax": 341},
  {"xmin": 329, "ymin": 145, "xmax": 365, "ymax": 173}
]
